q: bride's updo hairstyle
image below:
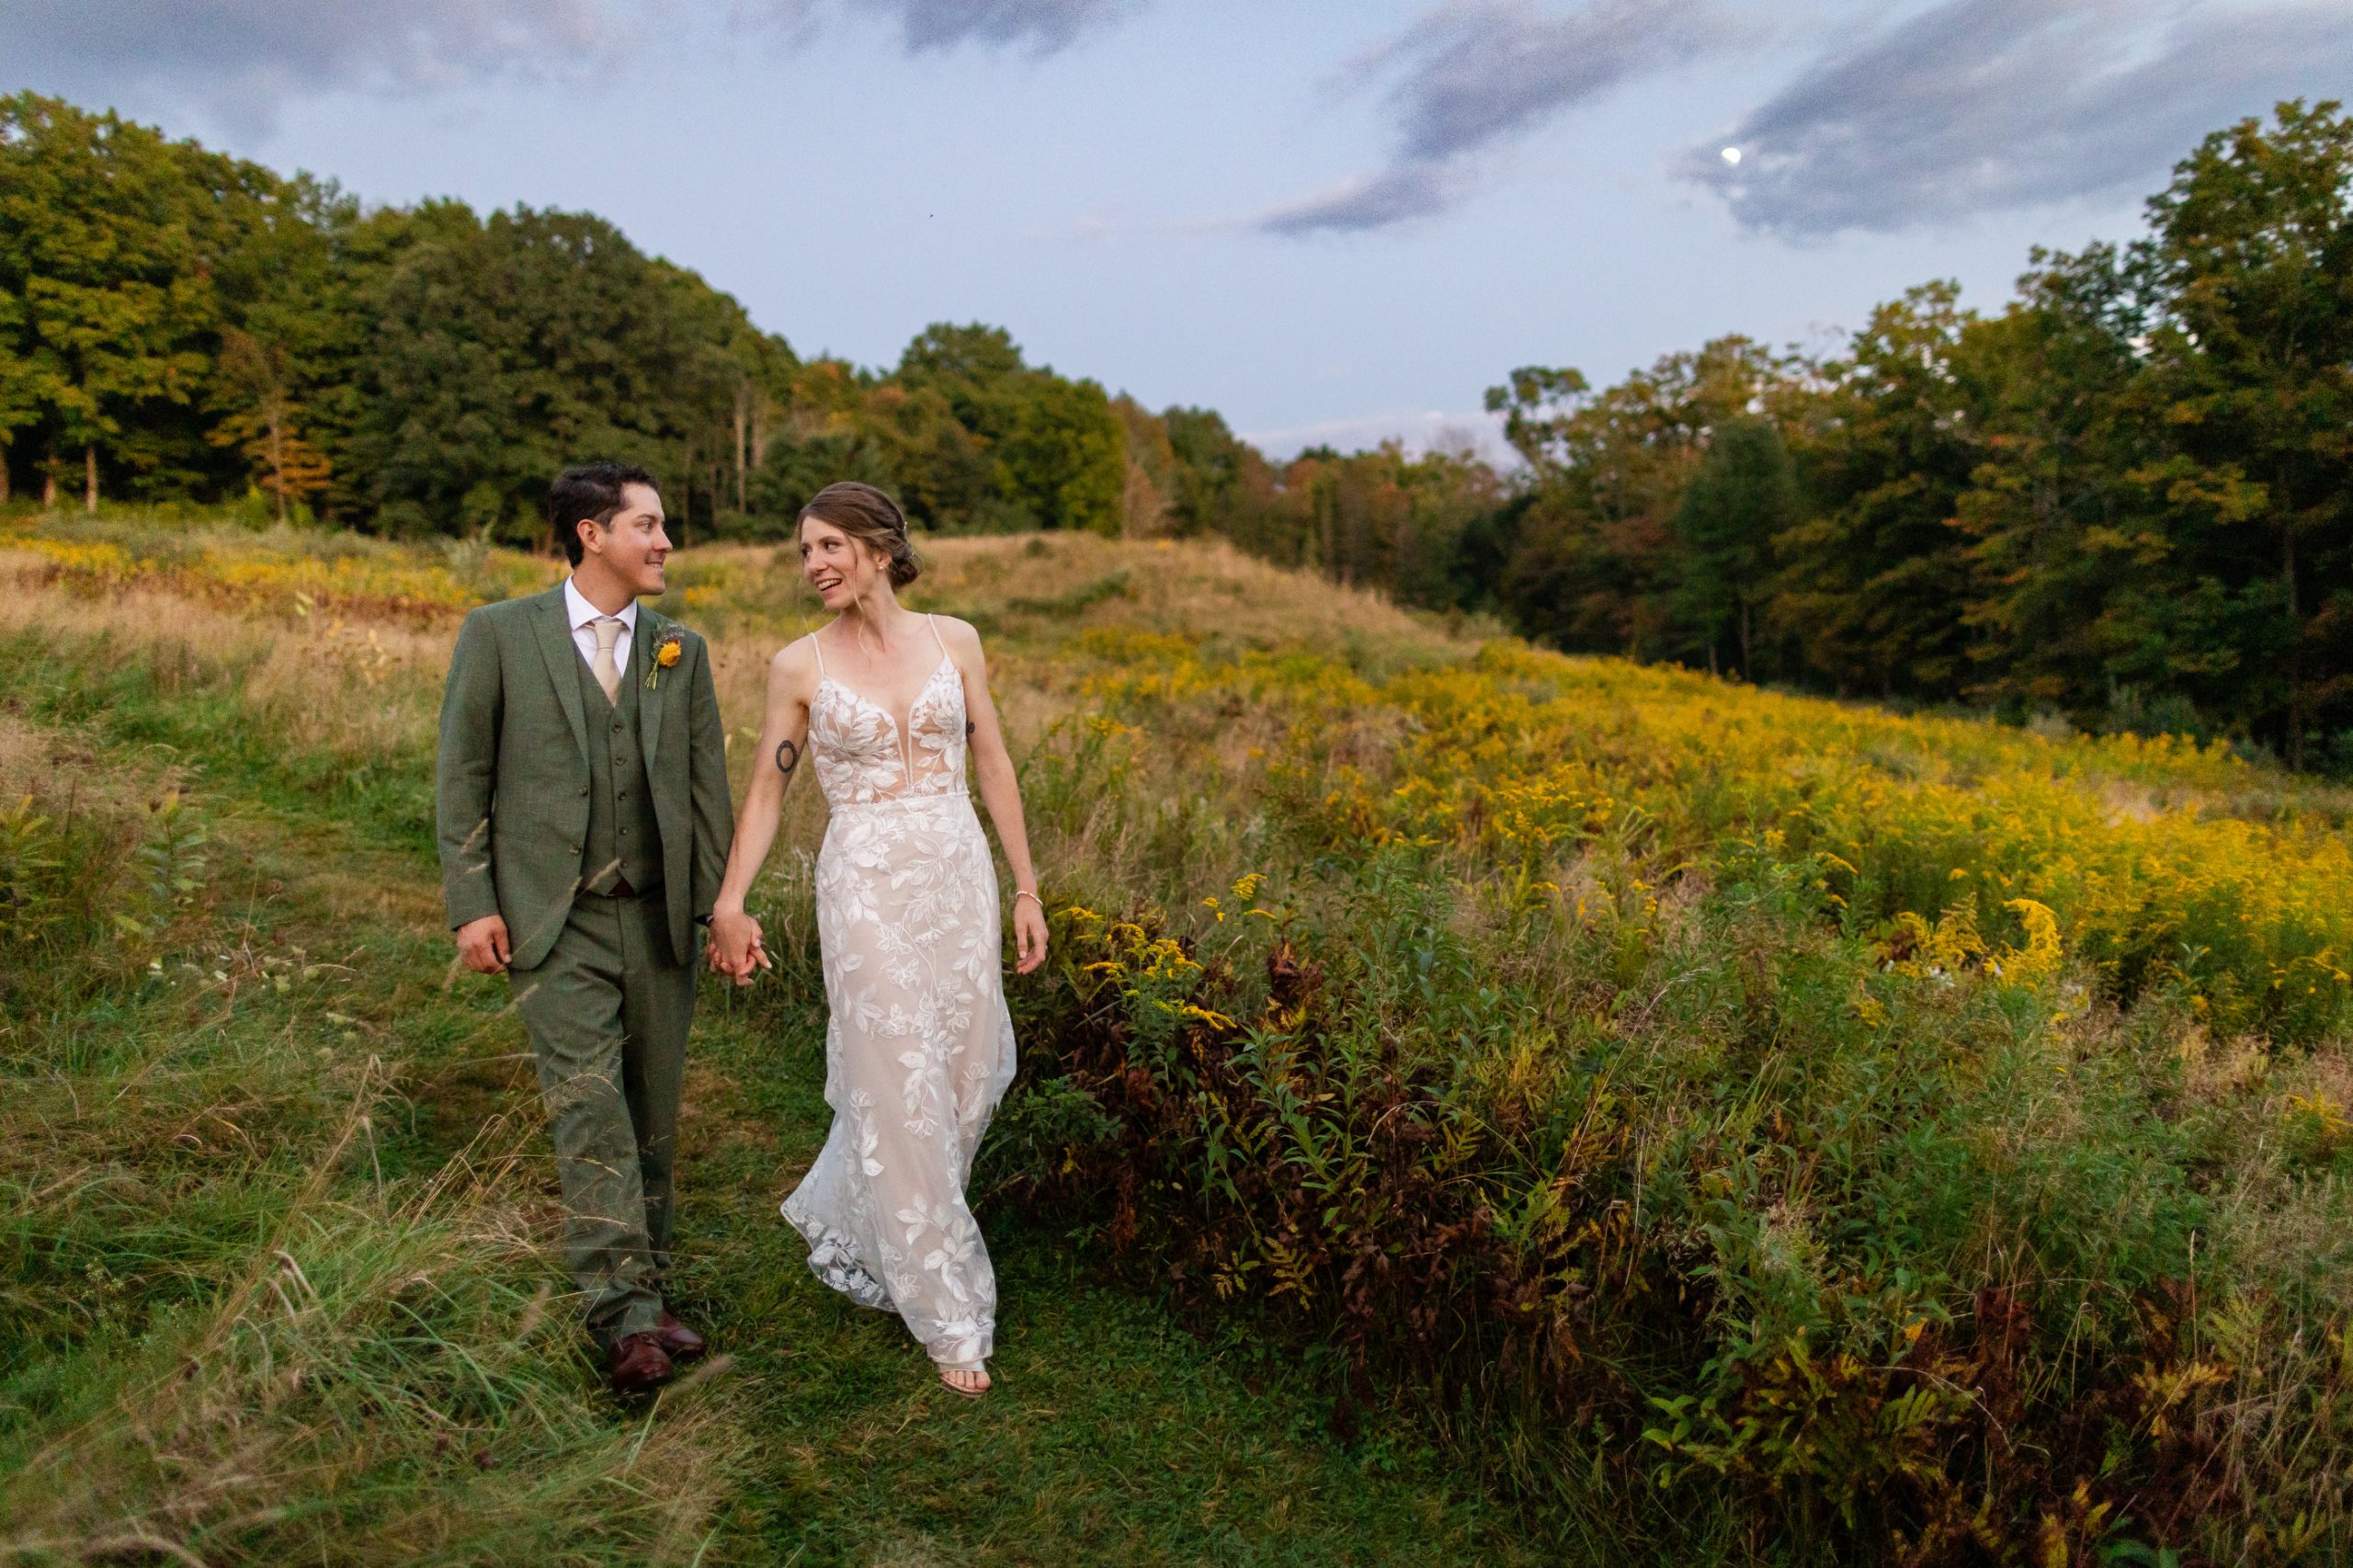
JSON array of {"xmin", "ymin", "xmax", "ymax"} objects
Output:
[{"xmin": 799, "ymin": 482, "xmax": 921, "ymax": 589}]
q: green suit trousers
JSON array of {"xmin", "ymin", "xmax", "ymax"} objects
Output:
[{"xmin": 508, "ymin": 890, "xmax": 694, "ymax": 1344}]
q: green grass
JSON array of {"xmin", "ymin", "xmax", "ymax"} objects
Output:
[
  {"xmin": 679, "ymin": 983, "xmax": 1546, "ymax": 1564},
  {"xmin": 0, "ymin": 552, "xmax": 1553, "ymax": 1562},
  {"xmin": 17, "ymin": 513, "xmax": 2353, "ymax": 1563}
]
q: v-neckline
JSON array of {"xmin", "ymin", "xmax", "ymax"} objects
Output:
[{"xmin": 819, "ymin": 652, "xmax": 956, "ymax": 744}]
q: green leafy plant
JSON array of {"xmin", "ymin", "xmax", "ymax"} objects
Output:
[
  {"xmin": 113, "ymin": 785, "xmax": 210, "ymax": 950},
  {"xmin": 0, "ymin": 792, "xmax": 61, "ymax": 948}
]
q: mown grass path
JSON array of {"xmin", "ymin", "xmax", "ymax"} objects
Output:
[
  {"xmin": 3, "ymin": 604, "xmax": 1547, "ymax": 1565},
  {"xmin": 679, "ymin": 992, "xmax": 1541, "ymax": 1563}
]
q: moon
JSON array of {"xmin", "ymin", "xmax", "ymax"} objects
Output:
[{"xmin": 1721, "ymin": 146, "xmax": 1742, "ymax": 165}]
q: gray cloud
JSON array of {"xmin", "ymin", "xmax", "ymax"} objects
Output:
[
  {"xmin": 751, "ymin": 0, "xmax": 1139, "ymax": 54},
  {"xmin": 873, "ymin": 0, "xmax": 1136, "ymax": 52},
  {"xmin": 1257, "ymin": 162, "xmax": 1465, "ymax": 237},
  {"xmin": 1, "ymin": 0, "xmax": 1139, "ymax": 137},
  {"xmin": 0, "ymin": 0, "xmax": 632, "ymax": 131},
  {"xmin": 1257, "ymin": 0, "xmax": 1724, "ymax": 237},
  {"xmin": 1686, "ymin": 0, "xmax": 2353, "ymax": 238}
]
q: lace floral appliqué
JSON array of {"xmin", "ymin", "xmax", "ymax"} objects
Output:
[{"xmin": 780, "ymin": 639, "xmax": 1017, "ymax": 1369}]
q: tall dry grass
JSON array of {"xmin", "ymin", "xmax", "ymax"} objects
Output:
[
  {"xmin": 4, "ymin": 1043, "xmax": 740, "ymax": 1565},
  {"xmin": 1, "ymin": 546, "xmax": 746, "ymax": 1564},
  {"xmin": 15, "ymin": 514, "xmax": 2353, "ymax": 1562}
]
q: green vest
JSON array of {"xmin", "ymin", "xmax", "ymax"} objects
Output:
[{"xmin": 575, "ymin": 646, "xmax": 665, "ymax": 898}]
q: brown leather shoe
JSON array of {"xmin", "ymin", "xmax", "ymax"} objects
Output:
[
  {"xmin": 608, "ymin": 1331, "xmax": 674, "ymax": 1394},
  {"xmin": 654, "ymin": 1311, "xmax": 707, "ymax": 1363}
]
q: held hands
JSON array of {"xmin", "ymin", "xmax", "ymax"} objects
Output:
[
  {"xmin": 455, "ymin": 914, "xmax": 511, "ymax": 974},
  {"xmin": 707, "ymin": 908, "xmax": 772, "ymax": 986},
  {"xmin": 699, "ymin": 898, "xmax": 1042, "ymax": 980}
]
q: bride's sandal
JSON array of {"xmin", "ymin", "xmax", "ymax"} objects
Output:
[{"xmin": 938, "ymin": 1362, "xmax": 990, "ymax": 1398}]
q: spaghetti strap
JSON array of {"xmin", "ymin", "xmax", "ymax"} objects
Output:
[
  {"xmin": 807, "ymin": 631, "xmax": 827, "ymax": 677},
  {"xmin": 926, "ymin": 613, "xmax": 948, "ymax": 657},
  {"xmin": 782, "ymin": 599, "xmax": 1014, "ymax": 1378}
]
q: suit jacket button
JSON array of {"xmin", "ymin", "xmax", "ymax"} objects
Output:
[{"xmin": 578, "ymin": 786, "xmax": 588, "ymax": 797}]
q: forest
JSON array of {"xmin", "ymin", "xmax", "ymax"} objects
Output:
[{"xmin": 2, "ymin": 92, "xmax": 2347, "ymax": 767}]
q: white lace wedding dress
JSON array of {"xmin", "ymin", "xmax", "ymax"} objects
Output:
[{"xmin": 780, "ymin": 615, "xmax": 1018, "ymax": 1370}]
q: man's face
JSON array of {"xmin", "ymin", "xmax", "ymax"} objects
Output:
[{"xmin": 581, "ymin": 483, "xmax": 670, "ymax": 597}]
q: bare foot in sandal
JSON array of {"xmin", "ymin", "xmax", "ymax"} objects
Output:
[{"xmin": 939, "ymin": 1364, "xmax": 991, "ymax": 1397}]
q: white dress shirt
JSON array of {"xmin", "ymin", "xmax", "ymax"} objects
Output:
[{"xmin": 563, "ymin": 576, "xmax": 638, "ymax": 671}]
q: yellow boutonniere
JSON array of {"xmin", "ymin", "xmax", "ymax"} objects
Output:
[{"xmin": 645, "ymin": 631, "xmax": 683, "ymax": 689}]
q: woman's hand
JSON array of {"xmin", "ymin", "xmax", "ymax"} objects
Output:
[
  {"xmin": 709, "ymin": 909, "xmax": 771, "ymax": 986},
  {"xmin": 1012, "ymin": 896, "xmax": 1048, "ymax": 975}
]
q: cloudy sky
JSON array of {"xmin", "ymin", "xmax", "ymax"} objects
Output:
[{"xmin": 4, "ymin": 0, "xmax": 2346, "ymax": 457}]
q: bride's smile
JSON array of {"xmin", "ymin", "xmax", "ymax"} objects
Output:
[{"xmin": 799, "ymin": 519, "xmax": 868, "ymax": 609}]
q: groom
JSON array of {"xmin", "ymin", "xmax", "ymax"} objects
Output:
[{"xmin": 435, "ymin": 460, "xmax": 733, "ymax": 1393}]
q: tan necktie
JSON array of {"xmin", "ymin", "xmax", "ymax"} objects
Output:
[{"xmin": 591, "ymin": 616, "xmax": 624, "ymax": 705}]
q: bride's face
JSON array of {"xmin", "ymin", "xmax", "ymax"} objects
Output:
[{"xmin": 798, "ymin": 516, "xmax": 888, "ymax": 610}]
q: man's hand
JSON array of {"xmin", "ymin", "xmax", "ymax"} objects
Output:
[
  {"xmin": 708, "ymin": 909, "xmax": 771, "ymax": 986},
  {"xmin": 455, "ymin": 913, "xmax": 512, "ymax": 974}
]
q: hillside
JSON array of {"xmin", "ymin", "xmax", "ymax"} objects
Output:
[{"xmin": 5, "ymin": 511, "xmax": 2351, "ymax": 1564}]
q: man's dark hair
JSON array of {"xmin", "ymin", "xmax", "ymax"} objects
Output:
[{"xmin": 551, "ymin": 461, "xmax": 660, "ymax": 566}]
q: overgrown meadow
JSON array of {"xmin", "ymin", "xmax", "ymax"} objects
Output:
[{"xmin": 6, "ymin": 512, "xmax": 2351, "ymax": 1565}]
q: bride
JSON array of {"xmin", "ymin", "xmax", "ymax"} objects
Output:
[{"xmin": 707, "ymin": 481, "xmax": 1047, "ymax": 1398}]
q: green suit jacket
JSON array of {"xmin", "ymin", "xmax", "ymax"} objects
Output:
[{"xmin": 435, "ymin": 583, "xmax": 733, "ymax": 971}]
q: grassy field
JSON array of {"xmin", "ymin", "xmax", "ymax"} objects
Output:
[{"xmin": 5, "ymin": 510, "xmax": 2352, "ymax": 1564}]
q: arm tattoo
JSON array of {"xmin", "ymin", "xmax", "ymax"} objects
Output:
[
  {"xmin": 774, "ymin": 737, "xmax": 800, "ymax": 778},
  {"xmin": 965, "ymin": 720, "xmax": 975, "ymax": 742}
]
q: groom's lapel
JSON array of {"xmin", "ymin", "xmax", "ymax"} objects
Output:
[
  {"xmin": 636, "ymin": 604, "xmax": 668, "ymax": 773},
  {"xmin": 530, "ymin": 587, "xmax": 590, "ymax": 764}
]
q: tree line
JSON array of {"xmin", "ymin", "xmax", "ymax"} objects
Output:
[
  {"xmin": 3, "ymin": 93, "xmax": 2347, "ymax": 767},
  {"xmin": 0, "ymin": 93, "xmax": 1497, "ymax": 562},
  {"xmin": 1267, "ymin": 101, "xmax": 2352, "ymax": 772},
  {"xmin": 0, "ymin": 93, "xmax": 1143, "ymax": 542}
]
